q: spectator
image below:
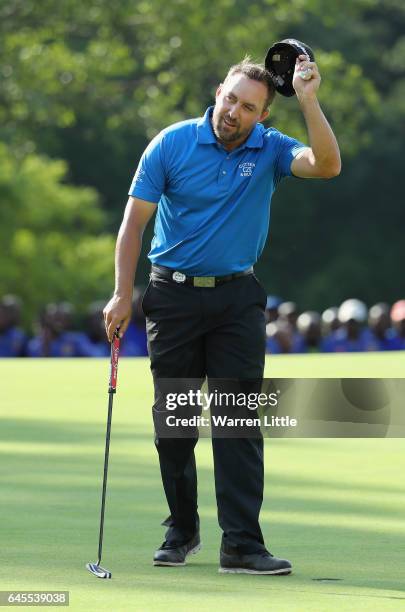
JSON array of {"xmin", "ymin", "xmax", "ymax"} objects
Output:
[
  {"xmin": 321, "ymin": 307, "xmax": 340, "ymax": 336},
  {"xmin": 296, "ymin": 311, "xmax": 322, "ymax": 353},
  {"xmin": 265, "ymin": 295, "xmax": 282, "ymax": 324},
  {"xmin": 364, "ymin": 303, "xmax": 402, "ymax": 351},
  {"xmin": 119, "ymin": 287, "xmax": 148, "ymax": 357},
  {"xmin": 266, "ymin": 319, "xmax": 304, "ymax": 354},
  {"xmin": 391, "ymin": 300, "xmax": 405, "ymax": 349},
  {"xmin": 27, "ymin": 302, "xmax": 96, "ymax": 357},
  {"xmin": 278, "ymin": 301, "xmax": 299, "ymax": 329},
  {"xmin": 323, "ymin": 298, "xmax": 369, "ymax": 352},
  {"xmin": 0, "ymin": 295, "xmax": 27, "ymax": 357},
  {"xmin": 57, "ymin": 302, "xmax": 75, "ymax": 332},
  {"xmin": 266, "ymin": 320, "xmax": 294, "ymax": 354},
  {"xmin": 277, "ymin": 300, "xmax": 304, "ymax": 352},
  {"xmin": 84, "ymin": 302, "xmax": 110, "ymax": 357}
]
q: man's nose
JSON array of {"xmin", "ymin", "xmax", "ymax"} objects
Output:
[{"xmin": 228, "ymin": 105, "xmax": 238, "ymax": 118}]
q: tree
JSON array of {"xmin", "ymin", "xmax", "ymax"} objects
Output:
[
  {"xmin": 0, "ymin": 0, "xmax": 379, "ymax": 219},
  {"xmin": 0, "ymin": 0, "xmax": 403, "ymax": 313},
  {"xmin": 0, "ymin": 143, "xmax": 115, "ymax": 329}
]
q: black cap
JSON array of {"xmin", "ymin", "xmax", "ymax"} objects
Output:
[{"xmin": 265, "ymin": 38, "xmax": 315, "ymax": 97}]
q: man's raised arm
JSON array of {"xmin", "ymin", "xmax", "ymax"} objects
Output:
[
  {"xmin": 103, "ymin": 196, "xmax": 156, "ymax": 341},
  {"xmin": 290, "ymin": 54, "xmax": 341, "ymax": 179}
]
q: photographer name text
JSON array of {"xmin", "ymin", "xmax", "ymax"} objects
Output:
[{"xmin": 165, "ymin": 415, "xmax": 297, "ymax": 428}]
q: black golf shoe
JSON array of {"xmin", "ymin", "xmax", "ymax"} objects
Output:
[
  {"xmin": 153, "ymin": 533, "xmax": 201, "ymax": 567},
  {"xmin": 219, "ymin": 545, "xmax": 292, "ymax": 575}
]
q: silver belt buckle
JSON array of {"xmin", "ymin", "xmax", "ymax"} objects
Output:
[
  {"xmin": 193, "ymin": 276, "xmax": 215, "ymax": 288},
  {"xmin": 172, "ymin": 271, "xmax": 186, "ymax": 283}
]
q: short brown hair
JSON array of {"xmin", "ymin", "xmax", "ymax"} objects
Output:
[{"xmin": 225, "ymin": 56, "xmax": 276, "ymax": 110}]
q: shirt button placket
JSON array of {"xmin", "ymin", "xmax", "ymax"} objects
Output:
[{"xmin": 218, "ymin": 152, "xmax": 232, "ymax": 187}]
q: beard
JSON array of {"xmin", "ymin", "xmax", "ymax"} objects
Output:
[{"xmin": 212, "ymin": 109, "xmax": 250, "ymax": 144}]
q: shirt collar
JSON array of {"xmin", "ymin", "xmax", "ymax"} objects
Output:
[
  {"xmin": 197, "ymin": 106, "xmax": 264, "ymax": 150},
  {"xmin": 196, "ymin": 107, "xmax": 217, "ymax": 144}
]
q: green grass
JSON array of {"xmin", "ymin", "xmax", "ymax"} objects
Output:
[{"xmin": 1, "ymin": 353, "xmax": 405, "ymax": 611}]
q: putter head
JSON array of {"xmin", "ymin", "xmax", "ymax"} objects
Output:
[{"xmin": 86, "ymin": 562, "xmax": 112, "ymax": 579}]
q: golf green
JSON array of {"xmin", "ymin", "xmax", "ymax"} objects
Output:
[{"xmin": 1, "ymin": 354, "xmax": 405, "ymax": 611}]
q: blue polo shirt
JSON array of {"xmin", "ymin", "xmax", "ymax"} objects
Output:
[{"xmin": 129, "ymin": 106, "xmax": 306, "ymax": 275}]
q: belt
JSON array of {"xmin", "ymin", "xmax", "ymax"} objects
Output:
[{"xmin": 150, "ymin": 264, "xmax": 254, "ymax": 288}]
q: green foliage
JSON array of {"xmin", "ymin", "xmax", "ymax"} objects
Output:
[
  {"xmin": 0, "ymin": 144, "xmax": 114, "ymax": 328},
  {"xmin": 0, "ymin": 0, "xmax": 381, "ymax": 197},
  {"xmin": 0, "ymin": 0, "xmax": 404, "ymax": 321}
]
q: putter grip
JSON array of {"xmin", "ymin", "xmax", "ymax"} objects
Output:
[{"xmin": 109, "ymin": 333, "xmax": 120, "ymax": 393}]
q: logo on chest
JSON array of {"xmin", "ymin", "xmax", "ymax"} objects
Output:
[{"xmin": 239, "ymin": 162, "xmax": 256, "ymax": 177}]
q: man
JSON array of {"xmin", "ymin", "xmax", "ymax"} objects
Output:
[
  {"xmin": 265, "ymin": 295, "xmax": 282, "ymax": 324},
  {"xmin": 84, "ymin": 301, "xmax": 111, "ymax": 357},
  {"xmin": 364, "ymin": 302, "xmax": 402, "ymax": 351},
  {"xmin": 296, "ymin": 311, "xmax": 322, "ymax": 353},
  {"xmin": 0, "ymin": 295, "xmax": 27, "ymax": 357},
  {"xmin": 321, "ymin": 306, "xmax": 340, "ymax": 337},
  {"xmin": 323, "ymin": 298, "xmax": 368, "ymax": 353},
  {"xmin": 390, "ymin": 300, "xmax": 405, "ymax": 349},
  {"xmin": 104, "ymin": 53, "xmax": 340, "ymax": 574},
  {"xmin": 266, "ymin": 319, "xmax": 296, "ymax": 354},
  {"xmin": 27, "ymin": 302, "xmax": 96, "ymax": 357},
  {"xmin": 277, "ymin": 300, "xmax": 304, "ymax": 353}
]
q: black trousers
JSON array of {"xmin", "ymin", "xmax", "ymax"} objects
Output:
[{"xmin": 142, "ymin": 272, "xmax": 268, "ymax": 554}]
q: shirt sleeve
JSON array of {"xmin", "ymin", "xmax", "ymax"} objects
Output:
[
  {"xmin": 128, "ymin": 131, "xmax": 167, "ymax": 203},
  {"xmin": 274, "ymin": 131, "xmax": 307, "ymax": 185}
]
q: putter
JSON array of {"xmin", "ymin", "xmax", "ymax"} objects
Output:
[{"xmin": 86, "ymin": 329, "xmax": 121, "ymax": 579}]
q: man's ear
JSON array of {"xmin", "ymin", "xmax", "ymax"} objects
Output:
[
  {"xmin": 259, "ymin": 109, "xmax": 270, "ymax": 122},
  {"xmin": 215, "ymin": 83, "xmax": 223, "ymax": 99}
]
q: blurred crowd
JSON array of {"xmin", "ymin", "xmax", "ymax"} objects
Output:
[
  {"xmin": 0, "ymin": 288, "xmax": 147, "ymax": 358},
  {"xmin": 265, "ymin": 297, "xmax": 405, "ymax": 354},
  {"xmin": 1, "ymin": 290, "xmax": 405, "ymax": 357}
]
